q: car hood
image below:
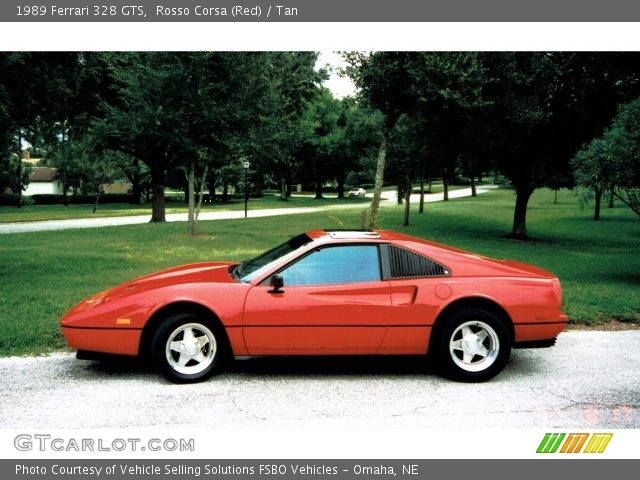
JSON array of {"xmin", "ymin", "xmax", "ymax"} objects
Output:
[
  {"xmin": 61, "ymin": 262, "xmax": 237, "ymax": 325},
  {"xmin": 96, "ymin": 262, "xmax": 236, "ymax": 304},
  {"xmin": 121, "ymin": 261, "xmax": 234, "ymax": 290}
]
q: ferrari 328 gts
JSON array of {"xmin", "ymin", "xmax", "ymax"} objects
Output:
[{"xmin": 60, "ymin": 229, "xmax": 567, "ymax": 383}]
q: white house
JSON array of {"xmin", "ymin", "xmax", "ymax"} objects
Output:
[{"xmin": 24, "ymin": 167, "xmax": 64, "ymax": 195}]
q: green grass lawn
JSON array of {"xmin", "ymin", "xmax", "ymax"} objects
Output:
[
  {"xmin": 0, "ymin": 195, "xmax": 370, "ymax": 223},
  {"xmin": 0, "ymin": 187, "xmax": 638, "ymax": 356}
]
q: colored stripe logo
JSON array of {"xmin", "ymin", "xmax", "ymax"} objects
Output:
[{"xmin": 537, "ymin": 433, "xmax": 612, "ymax": 454}]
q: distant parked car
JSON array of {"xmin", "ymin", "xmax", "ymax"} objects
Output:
[
  {"xmin": 348, "ymin": 187, "xmax": 366, "ymax": 197},
  {"xmin": 61, "ymin": 229, "xmax": 567, "ymax": 384}
]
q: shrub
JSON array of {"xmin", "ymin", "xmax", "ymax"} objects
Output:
[
  {"xmin": 0, "ymin": 193, "xmax": 18, "ymax": 206},
  {"xmin": 30, "ymin": 193, "xmax": 137, "ymax": 205}
]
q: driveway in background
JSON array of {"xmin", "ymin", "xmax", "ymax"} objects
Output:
[{"xmin": 0, "ymin": 185, "xmax": 498, "ymax": 234}]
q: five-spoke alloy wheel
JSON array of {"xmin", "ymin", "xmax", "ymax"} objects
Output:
[
  {"xmin": 434, "ymin": 308, "xmax": 511, "ymax": 382},
  {"xmin": 152, "ymin": 313, "xmax": 224, "ymax": 383}
]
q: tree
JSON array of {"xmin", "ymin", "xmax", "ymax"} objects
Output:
[
  {"xmin": 544, "ymin": 172, "xmax": 574, "ymax": 205},
  {"xmin": 574, "ymin": 97, "xmax": 640, "ymax": 217},
  {"xmin": 345, "ymin": 52, "xmax": 416, "ymax": 228},
  {"xmin": 250, "ymin": 52, "xmax": 326, "ymax": 202},
  {"xmin": 0, "ymin": 52, "xmax": 78, "ymax": 206},
  {"xmin": 296, "ymin": 88, "xmax": 346, "ymax": 199},
  {"xmin": 50, "ymin": 52, "xmax": 117, "ymax": 205},
  {"xmin": 608, "ymin": 98, "xmax": 640, "ymax": 216},
  {"xmin": 572, "ymin": 138, "xmax": 617, "ymax": 220},
  {"xmin": 334, "ymin": 100, "xmax": 382, "ymax": 198},
  {"xmin": 485, "ymin": 52, "xmax": 640, "ymax": 238},
  {"xmin": 0, "ymin": 154, "xmax": 30, "ymax": 198},
  {"xmin": 99, "ymin": 52, "xmax": 264, "ymax": 225},
  {"xmin": 407, "ymin": 52, "xmax": 489, "ymax": 206}
]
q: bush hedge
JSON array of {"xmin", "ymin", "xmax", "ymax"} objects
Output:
[
  {"xmin": 0, "ymin": 193, "xmax": 18, "ymax": 206},
  {"xmin": 29, "ymin": 193, "xmax": 136, "ymax": 205}
]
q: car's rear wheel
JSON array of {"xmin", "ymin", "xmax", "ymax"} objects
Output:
[
  {"xmin": 433, "ymin": 308, "xmax": 511, "ymax": 382},
  {"xmin": 151, "ymin": 313, "xmax": 223, "ymax": 383}
]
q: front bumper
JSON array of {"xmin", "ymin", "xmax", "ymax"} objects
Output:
[{"xmin": 61, "ymin": 326, "xmax": 142, "ymax": 356}]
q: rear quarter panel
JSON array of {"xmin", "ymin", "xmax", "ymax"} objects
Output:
[{"xmin": 383, "ymin": 275, "xmax": 564, "ymax": 354}]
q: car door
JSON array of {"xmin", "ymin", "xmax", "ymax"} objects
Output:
[{"xmin": 242, "ymin": 244, "xmax": 391, "ymax": 355}]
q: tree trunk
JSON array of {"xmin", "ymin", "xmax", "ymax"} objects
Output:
[
  {"xmin": 206, "ymin": 169, "xmax": 216, "ymax": 202},
  {"xmin": 62, "ymin": 168, "xmax": 69, "ymax": 207},
  {"xmin": 554, "ymin": 189, "xmax": 558, "ymax": 204},
  {"xmin": 478, "ymin": 171, "xmax": 483, "ymax": 182},
  {"xmin": 16, "ymin": 130, "xmax": 22, "ymax": 208},
  {"xmin": 129, "ymin": 157, "xmax": 142, "ymax": 205},
  {"xmin": 366, "ymin": 130, "xmax": 389, "ymax": 230},
  {"xmin": 254, "ymin": 164, "xmax": 263, "ymax": 194},
  {"xmin": 222, "ymin": 178, "xmax": 229, "ymax": 203},
  {"xmin": 92, "ymin": 190, "xmax": 102, "ymax": 213},
  {"xmin": 509, "ymin": 187, "xmax": 533, "ymax": 239},
  {"xmin": 195, "ymin": 166, "xmax": 208, "ymax": 225},
  {"xmin": 336, "ymin": 167, "xmax": 346, "ymax": 199},
  {"xmin": 469, "ymin": 159, "xmax": 477, "ymax": 197},
  {"xmin": 443, "ymin": 173, "xmax": 449, "ymax": 201},
  {"xmin": 187, "ymin": 158, "xmax": 196, "ymax": 235},
  {"xmin": 131, "ymin": 179, "xmax": 142, "ymax": 205},
  {"xmin": 150, "ymin": 170, "xmax": 166, "ymax": 222},
  {"xmin": 92, "ymin": 170, "xmax": 107, "ymax": 213},
  {"xmin": 594, "ymin": 189, "xmax": 602, "ymax": 221},
  {"xmin": 397, "ymin": 183, "xmax": 403, "ymax": 205},
  {"xmin": 418, "ymin": 171, "xmax": 425, "ymax": 214},
  {"xmin": 279, "ymin": 174, "xmax": 288, "ymax": 201},
  {"xmin": 285, "ymin": 170, "xmax": 292, "ymax": 198},
  {"xmin": 402, "ymin": 177, "xmax": 411, "ymax": 227},
  {"xmin": 608, "ymin": 188, "xmax": 614, "ymax": 208}
]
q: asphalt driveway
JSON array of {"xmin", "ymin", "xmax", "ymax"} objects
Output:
[{"xmin": 1, "ymin": 330, "xmax": 638, "ymax": 429}]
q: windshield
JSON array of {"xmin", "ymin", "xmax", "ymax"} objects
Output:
[{"xmin": 236, "ymin": 233, "xmax": 313, "ymax": 283}]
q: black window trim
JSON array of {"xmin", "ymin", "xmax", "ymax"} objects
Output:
[{"xmin": 379, "ymin": 243, "xmax": 451, "ymax": 280}]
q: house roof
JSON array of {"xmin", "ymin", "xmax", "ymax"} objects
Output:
[{"xmin": 29, "ymin": 167, "xmax": 57, "ymax": 182}]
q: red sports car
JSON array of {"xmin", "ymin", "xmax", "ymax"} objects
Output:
[{"xmin": 60, "ymin": 229, "xmax": 567, "ymax": 383}]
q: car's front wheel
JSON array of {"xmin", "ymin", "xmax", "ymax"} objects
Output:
[
  {"xmin": 433, "ymin": 308, "xmax": 511, "ymax": 382},
  {"xmin": 151, "ymin": 313, "xmax": 224, "ymax": 383}
]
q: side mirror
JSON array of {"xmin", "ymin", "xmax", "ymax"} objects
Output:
[{"xmin": 268, "ymin": 274, "xmax": 284, "ymax": 294}]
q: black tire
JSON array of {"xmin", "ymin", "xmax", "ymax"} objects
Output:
[
  {"xmin": 433, "ymin": 308, "xmax": 511, "ymax": 382},
  {"xmin": 151, "ymin": 312, "xmax": 225, "ymax": 383}
]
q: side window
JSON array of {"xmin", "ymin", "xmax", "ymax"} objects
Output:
[
  {"xmin": 388, "ymin": 245, "xmax": 448, "ymax": 278},
  {"xmin": 280, "ymin": 245, "xmax": 381, "ymax": 286}
]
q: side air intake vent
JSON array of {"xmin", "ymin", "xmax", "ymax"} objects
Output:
[{"xmin": 388, "ymin": 246, "xmax": 448, "ymax": 278}]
